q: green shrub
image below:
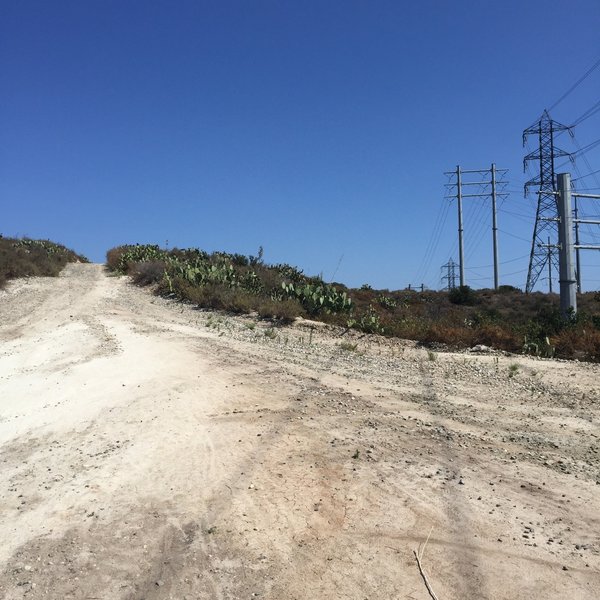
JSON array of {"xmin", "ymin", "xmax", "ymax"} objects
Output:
[
  {"xmin": 449, "ymin": 285, "xmax": 478, "ymax": 306},
  {"xmin": 281, "ymin": 282, "xmax": 351, "ymax": 316}
]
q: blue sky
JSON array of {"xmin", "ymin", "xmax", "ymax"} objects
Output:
[{"xmin": 1, "ymin": 1, "xmax": 599, "ymax": 291}]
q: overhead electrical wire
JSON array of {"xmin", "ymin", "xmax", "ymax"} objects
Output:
[
  {"xmin": 573, "ymin": 168, "xmax": 600, "ymax": 181},
  {"xmin": 465, "ymin": 254, "xmax": 530, "ymax": 270},
  {"xmin": 572, "ymin": 99, "xmax": 600, "ymax": 126},
  {"xmin": 498, "ymin": 206, "xmax": 536, "ymax": 221},
  {"xmin": 498, "ymin": 229, "xmax": 531, "ymax": 244},
  {"xmin": 413, "ymin": 197, "xmax": 451, "ymax": 284},
  {"xmin": 556, "ymin": 137, "xmax": 600, "ymax": 171},
  {"xmin": 548, "ymin": 56, "xmax": 600, "ymax": 112}
]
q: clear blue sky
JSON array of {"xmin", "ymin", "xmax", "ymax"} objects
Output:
[{"xmin": 1, "ymin": 1, "xmax": 599, "ymax": 291}]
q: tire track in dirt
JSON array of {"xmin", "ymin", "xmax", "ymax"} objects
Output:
[{"xmin": 0, "ymin": 265, "xmax": 599, "ymax": 599}]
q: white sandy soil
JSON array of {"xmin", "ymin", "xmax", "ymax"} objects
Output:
[{"xmin": 0, "ymin": 264, "xmax": 599, "ymax": 599}]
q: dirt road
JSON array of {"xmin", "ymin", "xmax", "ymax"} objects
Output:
[{"xmin": 0, "ymin": 264, "xmax": 599, "ymax": 599}]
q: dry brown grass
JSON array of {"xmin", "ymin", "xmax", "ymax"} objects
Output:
[
  {"xmin": 0, "ymin": 237, "xmax": 87, "ymax": 289},
  {"xmin": 552, "ymin": 327, "xmax": 600, "ymax": 362},
  {"xmin": 130, "ymin": 261, "xmax": 166, "ymax": 286}
]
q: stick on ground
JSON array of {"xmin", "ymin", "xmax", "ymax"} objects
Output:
[{"xmin": 413, "ymin": 547, "xmax": 440, "ymax": 600}]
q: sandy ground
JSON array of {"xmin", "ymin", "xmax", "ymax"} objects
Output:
[{"xmin": 0, "ymin": 264, "xmax": 599, "ymax": 600}]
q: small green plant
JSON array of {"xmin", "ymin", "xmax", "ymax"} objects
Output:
[
  {"xmin": 427, "ymin": 350, "xmax": 436, "ymax": 361},
  {"xmin": 523, "ymin": 335, "xmax": 555, "ymax": 358},
  {"xmin": 352, "ymin": 449, "xmax": 360, "ymax": 459},
  {"xmin": 264, "ymin": 328, "xmax": 277, "ymax": 339},
  {"xmin": 508, "ymin": 363, "xmax": 519, "ymax": 378},
  {"xmin": 340, "ymin": 341, "xmax": 358, "ymax": 352},
  {"xmin": 281, "ymin": 281, "xmax": 351, "ymax": 316},
  {"xmin": 350, "ymin": 305, "xmax": 384, "ymax": 335},
  {"xmin": 377, "ymin": 295, "xmax": 398, "ymax": 310},
  {"xmin": 244, "ymin": 322, "xmax": 256, "ymax": 330}
]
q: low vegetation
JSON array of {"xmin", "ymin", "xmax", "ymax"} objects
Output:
[
  {"xmin": 0, "ymin": 236, "xmax": 87, "ymax": 289},
  {"xmin": 106, "ymin": 243, "xmax": 600, "ymax": 362},
  {"xmin": 106, "ymin": 244, "xmax": 351, "ymax": 323}
]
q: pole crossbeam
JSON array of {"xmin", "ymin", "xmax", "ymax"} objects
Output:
[
  {"xmin": 445, "ymin": 168, "xmax": 508, "ymax": 175},
  {"xmin": 461, "ymin": 193, "xmax": 509, "ymax": 199},
  {"xmin": 457, "ymin": 181, "xmax": 509, "ymax": 187}
]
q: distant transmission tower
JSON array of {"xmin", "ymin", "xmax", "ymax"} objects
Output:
[
  {"xmin": 441, "ymin": 258, "xmax": 458, "ymax": 290},
  {"xmin": 523, "ymin": 110, "xmax": 572, "ymax": 292}
]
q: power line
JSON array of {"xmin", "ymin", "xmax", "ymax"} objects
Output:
[
  {"xmin": 498, "ymin": 207, "xmax": 536, "ymax": 222},
  {"xmin": 573, "ymin": 99, "xmax": 600, "ymax": 126},
  {"xmin": 573, "ymin": 168, "xmax": 600, "ymax": 181},
  {"xmin": 575, "ymin": 137, "xmax": 600, "ymax": 156},
  {"xmin": 499, "ymin": 228, "xmax": 530, "ymax": 244},
  {"xmin": 413, "ymin": 198, "xmax": 451, "ymax": 284},
  {"xmin": 556, "ymin": 138, "xmax": 600, "ymax": 171},
  {"xmin": 548, "ymin": 56, "xmax": 600, "ymax": 112},
  {"xmin": 553, "ymin": 98, "xmax": 600, "ymax": 143},
  {"xmin": 465, "ymin": 254, "xmax": 529, "ymax": 270}
]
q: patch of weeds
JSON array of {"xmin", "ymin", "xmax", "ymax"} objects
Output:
[
  {"xmin": 508, "ymin": 363, "xmax": 519, "ymax": 378},
  {"xmin": 340, "ymin": 341, "xmax": 358, "ymax": 352},
  {"xmin": 352, "ymin": 449, "xmax": 360, "ymax": 459},
  {"xmin": 244, "ymin": 322, "xmax": 256, "ymax": 330},
  {"xmin": 206, "ymin": 525, "xmax": 217, "ymax": 534},
  {"xmin": 427, "ymin": 350, "xmax": 436, "ymax": 361},
  {"xmin": 264, "ymin": 328, "xmax": 277, "ymax": 340}
]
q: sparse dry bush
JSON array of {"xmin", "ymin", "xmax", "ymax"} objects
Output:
[
  {"xmin": 0, "ymin": 237, "xmax": 87, "ymax": 288},
  {"xmin": 256, "ymin": 298, "xmax": 303, "ymax": 322},
  {"xmin": 473, "ymin": 324, "xmax": 521, "ymax": 353},
  {"xmin": 106, "ymin": 246, "xmax": 129, "ymax": 272},
  {"xmin": 130, "ymin": 261, "xmax": 166, "ymax": 286},
  {"xmin": 552, "ymin": 327, "xmax": 600, "ymax": 362}
]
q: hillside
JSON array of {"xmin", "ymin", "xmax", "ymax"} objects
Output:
[{"xmin": 107, "ymin": 243, "xmax": 600, "ymax": 362}]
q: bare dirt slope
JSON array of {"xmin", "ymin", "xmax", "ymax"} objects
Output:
[{"xmin": 0, "ymin": 263, "xmax": 599, "ymax": 600}]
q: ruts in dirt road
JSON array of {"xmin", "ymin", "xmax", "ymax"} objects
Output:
[{"xmin": 0, "ymin": 264, "xmax": 599, "ymax": 599}]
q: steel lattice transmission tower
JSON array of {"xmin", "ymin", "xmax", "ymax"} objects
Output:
[
  {"xmin": 523, "ymin": 110, "xmax": 572, "ymax": 292},
  {"xmin": 441, "ymin": 258, "xmax": 458, "ymax": 290}
]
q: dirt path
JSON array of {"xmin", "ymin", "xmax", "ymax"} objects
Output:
[{"xmin": 0, "ymin": 264, "xmax": 599, "ymax": 599}]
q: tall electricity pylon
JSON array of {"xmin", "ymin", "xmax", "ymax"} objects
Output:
[
  {"xmin": 441, "ymin": 258, "xmax": 458, "ymax": 290},
  {"xmin": 523, "ymin": 110, "xmax": 572, "ymax": 292}
]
